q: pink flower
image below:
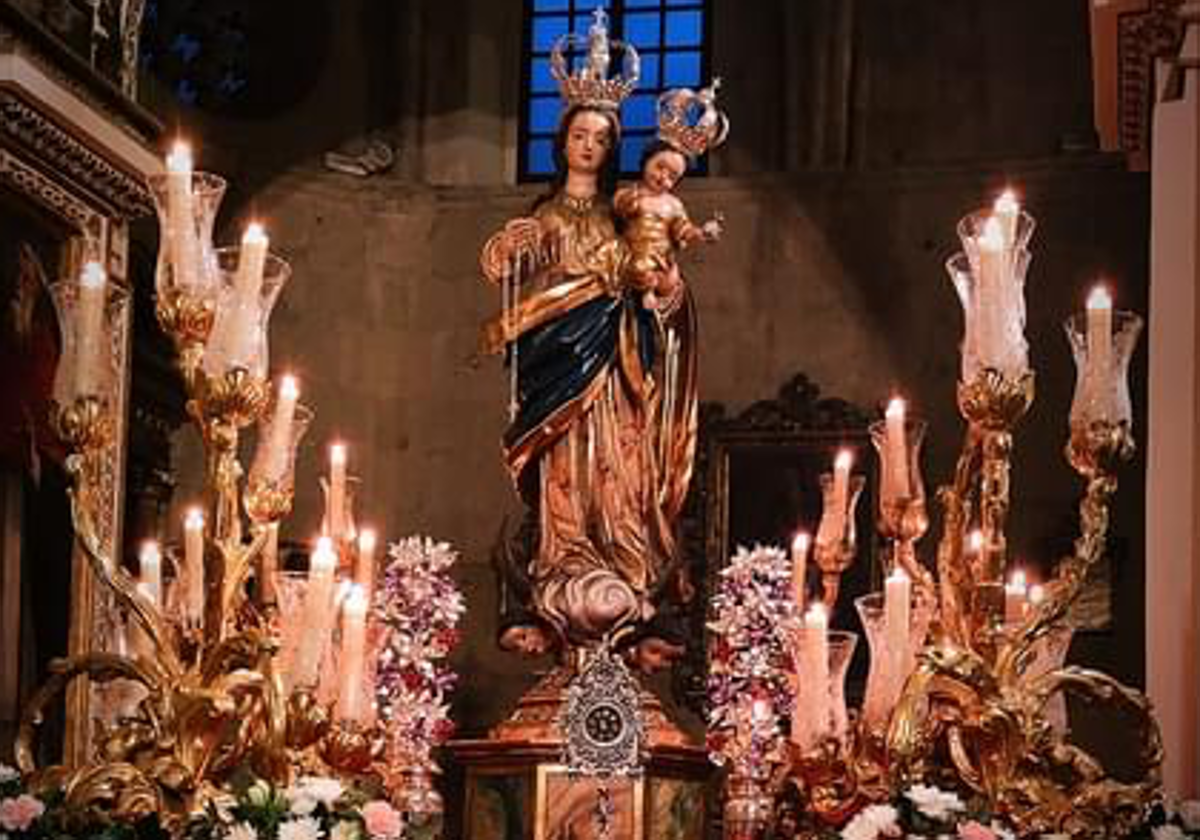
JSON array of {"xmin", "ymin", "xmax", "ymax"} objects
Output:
[
  {"xmin": 957, "ymin": 820, "xmax": 997, "ymax": 840},
  {"xmin": 0, "ymin": 794, "xmax": 45, "ymax": 831},
  {"xmin": 361, "ymin": 800, "xmax": 403, "ymax": 840}
]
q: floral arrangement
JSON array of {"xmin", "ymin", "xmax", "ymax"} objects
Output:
[
  {"xmin": 811, "ymin": 784, "xmax": 1200, "ymax": 840},
  {"xmin": 833, "ymin": 784, "xmax": 1017, "ymax": 840},
  {"xmin": 372, "ymin": 536, "xmax": 465, "ymax": 775},
  {"xmin": 706, "ymin": 544, "xmax": 800, "ymax": 774},
  {"xmin": 0, "ymin": 766, "xmax": 405, "ymax": 840},
  {"xmin": 1130, "ymin": 799, "xmax": 1200, "ymax": 840},
  {"xmin": 181, "ymin": 777, "xmax": 405, "ymax": 840}
]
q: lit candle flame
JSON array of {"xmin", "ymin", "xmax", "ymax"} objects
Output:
[{"xmin": 166, "ymin": 140, "xmax": 193, "ymax": 174}]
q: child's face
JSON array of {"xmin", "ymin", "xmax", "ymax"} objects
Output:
[{"xmin": 642, "ymin": 149, "xmax": 687, "ymax": 195}]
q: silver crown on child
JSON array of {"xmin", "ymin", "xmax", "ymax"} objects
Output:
[
  {"xmin": 550, "ymin": 8, "xmax": 640, "ymax": 113},
  {"xmin": 657, "ymin": 78, "xmax": 730, "ymax": 159}
]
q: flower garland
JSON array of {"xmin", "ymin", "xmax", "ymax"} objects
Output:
[
  {"xmin": 372, "ymin": 536, "xmax": 465, "ymax": 774},
  {"xmin": 706, "ymin": 544, "xmax": 800, "ymax": 774}
]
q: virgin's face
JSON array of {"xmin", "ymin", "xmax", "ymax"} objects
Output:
[{"xmin": 563, "ymin": 110, "xmax": 614, "ymax": 175}]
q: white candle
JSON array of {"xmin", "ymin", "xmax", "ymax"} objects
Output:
[
  {"xmin": 337, "ymin": 585, "xmax": 369, "ymax": 722},
  {"xmin": 356, "ymin": 528, "xmax": 377, "ymax": 600},
  {"xmin": 804, "ymin": 603, "xmax": 830, "ymax": 744},
  {"xmin": 1028, "ymin": 583, "xmax": 1046, "ymax": 607},
  {"xmin": 184, "ymin": 508, "xmax": 205, "ymax": 623},
  {"xmin": 74, "ymin": 261, "xmax": 107, "ymax": 398},
  {"xmin": 884, "ymin": 397, "xmax": 909, "ymax": 503},
  {"xmin": 831, "ymin": 449, "xmax": 853, "ymax": 538},
  {"xmin": 165, "ymin": 141, "xmax": 199, "ymax": 291},
  {"xmin": 975, "ymin": 216, "xmax": 1006, "ymax": 371},
  {"xmin": 791, "ymin": 531, "xmax": 810, "ymax": 604},
  {"xmin": 885, "ymin": 567, "xmax": 912, "ymax": 701},
  {"xmin": 293, "ymin": 537, "xmax": 338, "ymax": 688},
  {"xmin": 328, "ymin": 443, "xmax": 347, "ymax": 541},
  {"xmin": 1086, "ymin": 285, "xmax": 1113, "ymax": 421},
  {"xmin": 1004, "ymin": 568, "xmax": 1028, "ymax": 624},
  {"xmin": 226, "ymin": 222, "xmax": 270, "ymax": 369},
  {"xmin": 235, "ymin": 222, "xmax": 268, "ymax": 300},
  {"xmin": 138, "ymin": 540, "xmax": 162, "ymax": 608},
  {"xmin": 993, "ymin": 189, "xmax": 1020, "ymax": 249},
  {"xmin": 260, "ymin": 375, "xmax": 299, "ymax": 482}
]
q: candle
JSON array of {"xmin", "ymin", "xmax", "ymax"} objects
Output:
[
  {"xmin": 1028, "ymin": 583, "xmax": 1046, "ymax": 607},
  {"xmin": 884, "ymin": 397, "xmax": 910, "ymax": 503},
  {"xmin": 1004, "ymin": 568, "xmax": 1028, "ymax": 624},
  {"xmin": 885, "ymin": 567, "xmax": 912, "ymax": 700},
  {"xmin": 975, "ymin": 216, "xmax": 1006, "ymax": 370},
  {"xmin": 260, "ymin": 375, "xmax": 299, "ymax": 482},
  {"xmin": 183, "ymin": 508, "xmax": 205, "ymax": 623},
  {"xmin": 993, "ymin": 189, "xmax": 1020, "ymax": 249},
  {"xmin": 804, "ymin": 603, "xmax": 830, "ymax": 743},
  {"xmin": 165, "ymin": 141, "xmax": 199, "ymax": 291},
  {"xmin": 235, "ymin": 222, "xmax": 268, "ymax": 300},
  {"xmin": 337, "ymin": 585, "xmax": 369, "ymax": 722},
  {"xmin": 327, "ymin": 442, "xmax": 347, "ymax": 541},
  {"xmin": 226, "ymin": 222, "xmax": 270, "ymax": 368},
  {"xmin": 356, "ymin": 528, "xmax": 377, "ymax": 599},
  {"xmin": 791, "ymin": 531, "xmax": 810, "ymax": 604},
  {"xmin": 139, "ymin": 540, "xmax": 162, "ymax": 607},
  {"xmin": 75, "ymin": 262, "xmax": 107, "ymax": 397},
  {"xmin": 1086, "ymin": 285, "xmax": 1113, "ymax": 421},
  {"xmin": 293, "ymin": 537, "xmax": 338, "ymax": 688}
]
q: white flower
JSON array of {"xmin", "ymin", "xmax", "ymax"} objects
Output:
[
  {"xmin": 279, "ymin": 817, "xmax": 324, "ymax": 840},
  {"xmin": 331, "ymin": 821, "xmax": 360, "ymax": 840},
  {"xmin": 226, "ymin": 822, "xmax": 258, "ymax": 840},
  {"xmin": 0, "ymin": 766, "xmax": 17, "ymax": 785},
  {"xmin": 989, "ymin": 822, "xmax": 1016, "ymax": 840},
  {"xmin": 294, "ymin": 777, "xmax": 345, "ymax": 808},
  {"xmin": 904, "ymin": 784, "xmax": 965, "ymax": 822},
  {"xmin": 841, "ymin": 805, "xmax": 899, "ymax": 840},
  {"xmin": 289, "ymin": 794, "xmax": 318, "ymax": 817},
  {"xmin": 1152, "ymin": 825, "xmax": 1187, "ymax": 840},
  {"xmin": 1179, "ymin": 800, "xmax": 1200, "ymax": 832}
]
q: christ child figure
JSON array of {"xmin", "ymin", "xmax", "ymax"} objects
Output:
[{"xmin": 613, "ymin": 80, "xmax": 729, "ymax": 309}]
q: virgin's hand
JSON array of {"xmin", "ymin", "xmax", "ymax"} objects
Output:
[{"xmin": 501, "ymin": 218, "xmax": 543, "ymax": 261}]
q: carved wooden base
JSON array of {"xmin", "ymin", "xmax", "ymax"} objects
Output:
[{"xmin": 450, "ymin": 662, "xmax": 711, "ymax": 838}]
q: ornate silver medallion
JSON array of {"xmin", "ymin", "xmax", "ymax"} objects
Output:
[{"xmin": 561, "ymin": 645, "xmax": 645, "ymax": 779}]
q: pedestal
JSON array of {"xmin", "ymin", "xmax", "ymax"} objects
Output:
[{"xmin": 449, "ymin": 667, "xmax": 713, "ymax": 839}]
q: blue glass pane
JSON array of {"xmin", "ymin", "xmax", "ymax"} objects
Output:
[
  {"xmin": 624, "ymin": 12, "xmax": 661, "ymax": 48},
  {"xmin": 620, "ymin": 134, "xmax": 651, "ymax": 173},
  {"xmin": 636, "ymin": 52, "xmax": 660, "ymax": 89},
  {"xmin": 529, "ymin": 96, "xmax": 560, "ymax": 133},
  {"xmin": 533, "ymin": 0, "xmax": 570, "ymax": 10},
  {"xmin": 532, "ymin": 15, "xmax": 569, "ymax": 51},
  {"xmin": 625, "ymin": 0, "xmax": 660, "ymax": 7},
  {"xmin": 528, "ymin": 138, "xmax": 555, "ymax": 175},
  {"xmin": 623, "ymin": 93, "xmax": 656, "ymax": 131},
  {"xmin": 530, "ymin": 57, "xmax": 556, "ymax": 93},
  {"xmin": 663, "ymin": 51, "xmax": 700, "ymax": 86},
  {"xmin": 666, "ymin": 0, "xmax": 701, "ymax": 5},
  {"xmin": 664, "ymin": 10, "xmax": 702, "ymax": 46}
]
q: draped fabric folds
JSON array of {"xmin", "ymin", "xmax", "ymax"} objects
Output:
[{"xmin": 480, "ymin": 194, "xmax": 698, "ymax": 639}]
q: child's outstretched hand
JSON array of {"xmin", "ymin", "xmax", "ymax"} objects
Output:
[{"xmin": 702, "ymin": 213, "xmax": 725, "ymax": 242}]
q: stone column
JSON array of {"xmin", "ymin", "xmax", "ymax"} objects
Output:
[{"xmin": 1147, "ymin": 18, "xmax": 1199, "ymax": 801}]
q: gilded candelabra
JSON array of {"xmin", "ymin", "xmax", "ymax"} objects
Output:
[
  {"xmin": 13, "ymin": 144, "xmax": 438, "ymax": 833},
  {"xmin": 733, "ymin": 194, "xmax": 1162, "ymax": 840}
]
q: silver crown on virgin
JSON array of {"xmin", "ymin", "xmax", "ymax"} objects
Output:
[
  {"xmin": 550, "ymin": 8, "xmax": 640, "ymax": 113},
  {"xmin": 657, "ymin": 78, "xmax": 730, "ymax": 159}
]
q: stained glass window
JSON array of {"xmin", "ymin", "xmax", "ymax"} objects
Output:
[{"xmin": 521, "ymin": 0, "xmax": 710, "ymax": 180}]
